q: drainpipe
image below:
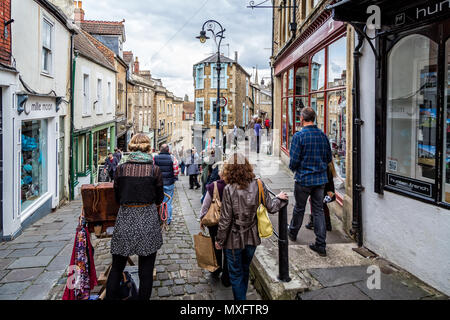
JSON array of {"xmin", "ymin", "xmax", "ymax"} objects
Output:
[
  {"xmin": 69, "ymin": 37, "xmax": 78, "ymax": 201},
  {"xmin": 351, "ymin": 26, "xmax": 365, "ymax": 247}
]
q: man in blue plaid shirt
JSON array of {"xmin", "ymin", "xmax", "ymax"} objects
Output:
[{"xmin": 288, "ymin": 107, "xmax": 332, "ymax": 256}]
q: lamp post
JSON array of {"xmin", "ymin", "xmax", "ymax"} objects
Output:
[{"xmin": 197, "ymin": 20, "xmax": 225, "ymax": 160}]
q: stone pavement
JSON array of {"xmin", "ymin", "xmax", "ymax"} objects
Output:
[
  {"xmin": 0, "ymin": 201, "xmax": 82, "ymax": 300},
  {"xmin": 48, "ymin": 179, "xmax": 260, "ymax": 300}
]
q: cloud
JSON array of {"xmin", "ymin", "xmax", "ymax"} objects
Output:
[{"xmin": 82, "ymin": 0, "xmax": 272, "ymax": 100}]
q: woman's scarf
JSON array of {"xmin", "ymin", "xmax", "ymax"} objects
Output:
[{"xmin": 127, "ymin": 151, "xmax": 153, "ymax": 163}]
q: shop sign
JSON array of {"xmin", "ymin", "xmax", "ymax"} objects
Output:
[
  {"xmin": 390, "ymin": 0, "xmax": 450, "ymax": 27},
  {"xmin": 386, "ymin": 173, "xmax": 434, "ymax": 198},
  {"xmin": 24, "ymin": 101, "xmax": 54, "ymax": 116}
]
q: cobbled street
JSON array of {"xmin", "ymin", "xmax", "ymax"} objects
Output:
[{"xmin": 0, "ymin": 173, "xmax": 261, "ymax": 300}]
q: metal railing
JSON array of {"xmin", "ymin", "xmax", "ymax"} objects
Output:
[{"xmin": 266, "ymin": 186, "xmax": 291, "ymax": 283}]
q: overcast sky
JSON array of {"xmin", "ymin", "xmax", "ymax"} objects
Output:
[{"xmin": 82, "ymin": 0, "xmax": 273, "ymax": 101}]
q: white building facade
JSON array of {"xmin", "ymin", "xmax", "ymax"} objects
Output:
[{"xmin": 2, "ymin": 0, "xmax": 74, "ymax": 240}]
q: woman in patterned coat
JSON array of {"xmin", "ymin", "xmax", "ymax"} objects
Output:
[{"xmin": 106, "ymin": 133, "xmax": 165, "ymax": 300}]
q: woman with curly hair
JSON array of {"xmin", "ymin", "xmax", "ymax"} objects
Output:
[{"xmin": 215, "ymin": 153, "xmax": 288, "ymax": 300}]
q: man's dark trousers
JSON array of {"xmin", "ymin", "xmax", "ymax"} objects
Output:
[{"xmin": 289, "ymin": 182, "xmax": 327, "ymax": 249}]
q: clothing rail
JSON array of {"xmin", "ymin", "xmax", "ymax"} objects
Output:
[{"xmin": 265, "ymin": 185, "xmax": 291, "ymax": 283}]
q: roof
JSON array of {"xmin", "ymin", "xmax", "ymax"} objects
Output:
[
  {"xmin": 195, "ymin": 53, "xmax": 235, "ymax": 65},
  {"xmin": 74, "ymin": 30, "xmax": 116, "ymax": 72},
  {"xmin": 81, "ymin": 20, "xmax": 126, "ymax": 39},
  {"xmin": 183, "ymin": 102, "xmax": 195, "ymax": 113}
]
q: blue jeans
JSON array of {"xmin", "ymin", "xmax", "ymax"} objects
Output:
[
  {"xmin": 224, "ymin": 245, "xmax": 256, "ymax": 300},
  {"xmin": 163, "ymin": 184, "xmax": 175, "ymax": 225}
]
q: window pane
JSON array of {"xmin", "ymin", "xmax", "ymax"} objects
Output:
[
  {"xmin": 288, "ymin": 68, "xmax": 294, "ymax": 96},
  {"xmin": 295, "ymin": 65, "xmax": 309, "ymax": 95},
  {"xmin": 327, "ymin": 90, "xmax": 347, "ymax": 193},
  {"xmin": 282, "ymin": 98, "xmax": 287, "ymax": 148},
  {"xmin": 386, "ymin": 35, "xmax": 438, "ymax": 183},
  {"xmin": 444, "ymin": 39, "xmax": 450, "ymax": 203},
  {"xmin": 295, "ymin": 97, "xmax": 307, "ymax": 133},
  {"xmin": 43, "ymin": 20, "xmax": 51, "ymax": 48},
  {"xmin": 21, "ymin": 120, "xmax": 48, "ymax": 212},
  {"xmin": 283, "ymin": 72, "xmax": 288, "ymax": 97},
  {"xmin": 328, "ymin": 36, "xmax": 347, "ymax": 88},
  {"xmin": 310, "ymin": 92, "xmax": 325, "ymax": 130},
  {"xmin": 311, "ymin": 49, "xmax": 325, "ymax": 91},
  {"xmin": 288, "ymin": 97, "xmax": 294, "ymax": 147}
]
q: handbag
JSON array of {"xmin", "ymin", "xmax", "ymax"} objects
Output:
[
  {"xmin": 119, "ymin": 271, "xmax": 138, "ymax": 300},
  {"xmin": 201, "ymin": 182, "xmax": 221, "ymax": 227},
  {"xmin": 256, "ymin": 179, "xmax": 273, "ymax": 239},
  {"xmin": 194, "ymin": 232, "xmax": 219, "ymax": 272}
]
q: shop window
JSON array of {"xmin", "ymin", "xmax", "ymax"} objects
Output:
[
  {"xmin": 295, "ymin": 97, "xmax": 307, "ymax": 132},
  {"xmin": 295, "ymin": 65, "xmax": 309, "ymax": 96},
  {"xmin": 328, "ymin": 36, "xmax": 347, "ymax": 88},
  {"xmin": 282, "ymin": 98, "xmax": 287, "ymax": 148},
  {"xmin": 288, "ymin": 68, "xmax": 294, "ymax": 96},
  {"xmin": 311, "ymin": 49, "xmax": 325, "ymax": 91},
  {"xmin": 386, "ymin": 35, "xmax": 438, "ymax": 185},
  {"xmin": 310, "ymin": 92, "xmax": 325, "ymax": 130},
  {"xmin": 288, "ymin": 97, "xmax": 294, "ymax": 147},
  {"xmin": 327, "ymin": 90, "xmax": 347, "ymax": 193},
  {"xmin": 42, "ymin": 19, "xmax": 53, "ymax": 74},
  {"xmin": 93, "ymin": 129, "xmax": 109, "ymax": 170},
  {"xmin": 443, "ymin": 39, "xmax": 450, "ymax": 203},
  {"xmin": 21, "ymin": 120, "xmax": 48, "ymax": 212}
]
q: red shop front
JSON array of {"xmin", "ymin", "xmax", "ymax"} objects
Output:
[{"xmin": 274, "ymin": 13, "xmax": 349, "ymax": 203}]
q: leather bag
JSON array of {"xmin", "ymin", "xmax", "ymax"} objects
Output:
[
  {"xmin": 201, "ymin": 182, "xmax": 221, "ymax": 227},
  {"xmin": 256, "ymin": 179, "xmax": 273, "ymax": 239},
  {"xmin": 81, "ymin": 183, "xmax": 120, "ymax": 233}
]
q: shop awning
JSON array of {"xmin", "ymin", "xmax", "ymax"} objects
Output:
[{"xmin": 329, "ymin": 0, "xmax": 447, "ymax": 27}]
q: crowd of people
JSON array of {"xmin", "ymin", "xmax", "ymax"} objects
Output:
[{"xmin": 104, "ymin": 106, "xmax": 334, "ymax": 301}]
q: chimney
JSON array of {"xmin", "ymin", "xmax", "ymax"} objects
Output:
[
  {"xmin": 234, "ymin": 51, "xmax": 238, "ymax": 63},
  {"xmin": 134, "ymin": 57, "xmax": 140, "ymax": 74},
  {"xmin": 74, "ymin": 1, "xmax": 85, "ymax": 23}
]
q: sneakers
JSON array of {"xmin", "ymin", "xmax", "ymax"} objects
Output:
[
  {"xmin": 288, "ymin": 233, "xmax": 296, "ymax": 242},
  {"xmin": 309, "ymin": 244, "xmax": 327, "ymax": 257},
  {"xmin": 305, "ymin": 222, "xmax": 314, "ymax": 230}
]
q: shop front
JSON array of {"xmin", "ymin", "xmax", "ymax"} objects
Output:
[
  {"xmin": 274, "ymin": 11, "xmax": 350, "ymax": 203},
  {"xmin": 3, "ymin": 94, "xmax": 63, "ymax": 239},
  {"xmin": 91, "ymin": 123, "xmax": 115, "ymax": 184},
  {"xmin": 331, "ymin": 0, "xmax": 450, "ymax": 295}
]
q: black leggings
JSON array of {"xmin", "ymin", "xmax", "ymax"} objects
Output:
[{"xmin": 105, "ymin": 253, "xmax": 157, "ymax": 300}]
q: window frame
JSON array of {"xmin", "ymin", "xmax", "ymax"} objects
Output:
[
  {"xmin": 375, "ymin": 20, "xmax": 450, "ymax": 210},
  {"xmin": 41, "ymin": 17, "xmax": 54, "ymax": 75}
]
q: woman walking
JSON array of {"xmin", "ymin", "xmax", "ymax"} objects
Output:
[
  {"xmin": 106, "ymin": 134, "xmax": 165, "ymax": 300},
  {"xmin": 186, "ymin": 148, "xmax": 201, "ymax": 189},
  {"xmin": 199, "ymin": 162, "xmax": 230, "ymax": 287},
  {"xmin": 216, "ymin": 153, "xmax": 288, "ymax": 300},
  {"xmin": 254, "ymin": 119, "xmax": 262, "ymax": 154}
]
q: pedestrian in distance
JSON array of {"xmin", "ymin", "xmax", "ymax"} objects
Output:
[
  {"xmin": 288, "ymin": 107, "xmax": 333, "ymax": 257},
  {"xmin": 264, "ymin": 117, "xmax": 271, "ymax": 136},
  {"xmin": 104, "ymin": 153, "xmax": 119, "ymax": 182},
  {"xmin": 199, "ymin": 162, "xmax": 231, "ymax": 287},
  {"xmin": 216, "ymin": 153, "xmax": 288, "ymax": 300},
  {"xmin": 305, "ymin": 161, "xmax": 336, "ymax": 232},
  {"xmin": 254, "ymin": 118, "xmax": 262, "ymax": 155},
  {"xmin": 106, "ymin": 134, "xmax": 164, "ymax": 300},
  {"xmin": 201, "ymin": 149, "xmax": 216, "ymax": 201},
  {"xmin": 113, "ymin": 148, "xmax": 122, "ymax": 163},
  {"xmin": 186, "ymin": 147, "xmax": 201, "ymax": 190},
  {"xmin": 153, "ymin": 144, "xmax": 180, "ymax": 225}
]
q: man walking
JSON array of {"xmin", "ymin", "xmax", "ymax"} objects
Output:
[
  {"xmin": 104, "ymin": 153, "xmax": 119, "ymax": 181},
  {"xmin": 288, "ymin": 107, "xmax": 332, "ymax": 257},
  {"xmin": 113, "ymin": 148, "xmax": 122, "ymax": 163},
  {"xmin": 154, "ymin": 144, "xmax": 180, "ymax": 225}
]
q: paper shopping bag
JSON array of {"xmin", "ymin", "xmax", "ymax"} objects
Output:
[{"xmin": 194, "ymin": 232, "xmax": 219, "ymax": 272}]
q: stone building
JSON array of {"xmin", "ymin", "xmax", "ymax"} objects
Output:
[{"xmin": 193, "ymin": 52, "xmax": 251, "ymax": 151}]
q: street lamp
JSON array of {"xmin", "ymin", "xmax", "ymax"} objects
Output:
[{"xmin": 197, "ymin": 20, "xmax": 225, "ymax": 160}]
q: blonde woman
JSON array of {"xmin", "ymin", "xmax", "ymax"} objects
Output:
[
  {"xmin": 106, "ymin": 134, "xmax": 164, "ymax": 300},
  {"xmin": 305, "ymin": 161, "xmax": 336, "ymax": 232}
]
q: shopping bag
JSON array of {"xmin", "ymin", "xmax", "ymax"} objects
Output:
[
  {"xmin": 257, "ymin": 179, "xmax": 273, "ymax": 239},
  {"xmin": 201, "ymin": 182, "xmax": 221, "ymax": 227},
  {"xmin": 193, "ymin": 232, "xmax": 219, "ymax": 272}
]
